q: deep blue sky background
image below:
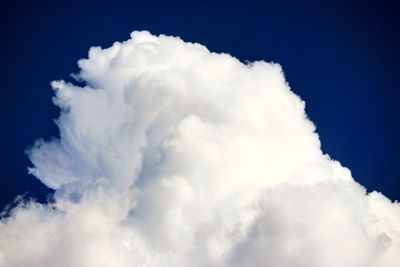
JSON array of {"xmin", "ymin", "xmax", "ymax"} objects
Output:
[{"xmin": 0, "ymin": 0, "xmax": 399, "ymax": 209}]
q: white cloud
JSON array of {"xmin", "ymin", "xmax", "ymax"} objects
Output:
[{"xmin": 0, "ymin": 31, "xmax": 399, "ymax": 267}]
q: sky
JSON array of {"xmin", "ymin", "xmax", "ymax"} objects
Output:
[
  {"xmin": 0, "ymin": 1, "xmax": 400, "ymax": 266},
  {"xmin": 1, "ymin": 0, "xmax": 399, "ymax": 208}
]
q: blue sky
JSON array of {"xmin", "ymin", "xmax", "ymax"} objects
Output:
[{"xmin": 0, "ymin": 0, "xmax": 399, "ymax": 209}]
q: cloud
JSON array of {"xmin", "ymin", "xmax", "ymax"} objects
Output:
[{"xmin": 0, "ymin": 31, "xmax": 399, "ymax": 267}]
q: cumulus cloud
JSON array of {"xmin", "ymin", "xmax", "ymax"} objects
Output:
[{"xmin": 0, "ymin": 31, "xmax": 399, "ymax": 267}]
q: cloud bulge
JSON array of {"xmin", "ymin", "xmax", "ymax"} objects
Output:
[{"xmin": 0, "ymin": 31, "xmax": 399, "ymax": 267}]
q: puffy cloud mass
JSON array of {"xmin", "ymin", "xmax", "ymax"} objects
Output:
[{"xmin": 1, "ymin": 31, "xmax": 399, "ymax": 267}]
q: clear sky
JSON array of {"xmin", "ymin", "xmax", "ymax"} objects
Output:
[{"xmin": 0, "ymin": 0, "xmax": 399, "ymax": 209}]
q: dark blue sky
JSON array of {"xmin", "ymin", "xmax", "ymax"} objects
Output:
[{"xmin": 0, "ymin": 0, "xmax": 399, "ymax": 209}]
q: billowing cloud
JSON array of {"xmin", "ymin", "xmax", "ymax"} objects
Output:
[{"xmin": 0, "ymin": 31, "xmax": 399, "ymax": 267}]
